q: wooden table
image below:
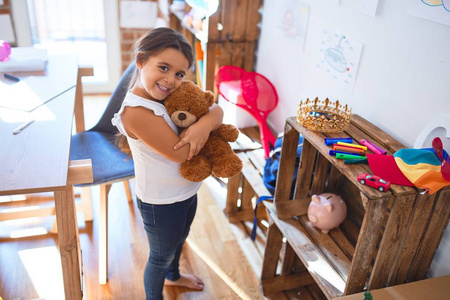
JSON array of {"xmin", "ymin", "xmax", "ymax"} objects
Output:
[{"xmin": 0, "ymin": 55, "xmax": 93, "ymax": 299}]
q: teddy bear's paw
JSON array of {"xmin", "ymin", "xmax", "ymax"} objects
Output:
[
  {"xmin": 212, "ymin": 155, "xmax": 243, "ymax": 178},
  {"xmin": 180, "ymin": 156, "xmax": 212, "ymax": 182},
  {"xmin": 214, "ymin": 124, "xmax": 240, "ymax": 142}
]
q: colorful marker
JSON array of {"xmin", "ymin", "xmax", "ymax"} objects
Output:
[
  {"xmin": 324, "ymin": 137, "xmax": 353, "ymax": 146},
  {"xmin": 359, "ymin": 139, "xmax": 384, "ymax": 155},
  {"xmin": 329, "ymin": 150, "xmax": 365, "ymax": 157},
  {"xmin": 336, "ymin": 153, "xmax": 363, "ymax": 160},
  {"xmin": 361, "ymin": 139, "xmax": 387, "ymax": 155},
  {"xmin": 336, "ymin": 141, "xmax": 367, "ymax": 151},
  {"xmin": 371, "ymin": 142, "xmax": 387, "ymax": 154},
  {"xmin": 332, "ymin": 145, "xmax": 366, "ymax": 155},
  {"xmin": 344, "ymin": 158, "xmax": 368, "ymax": 164}
]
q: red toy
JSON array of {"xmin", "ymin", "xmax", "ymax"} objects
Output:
[
  {"xmin": 215, "ymin": 65, "xmax": 279, "ymax": 158},
  {"xmin": 357, "ymin": 173, "xmax": 391, "ymax": 192}
]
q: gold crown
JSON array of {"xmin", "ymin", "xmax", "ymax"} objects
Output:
[{"xmin": 297, "ymin": 97, "xmax": 352, "ymax": 133}]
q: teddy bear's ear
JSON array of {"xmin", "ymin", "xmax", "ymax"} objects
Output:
[{"xmin": 205, "ymin": 90, "xmax": 215, "ymax": 106}]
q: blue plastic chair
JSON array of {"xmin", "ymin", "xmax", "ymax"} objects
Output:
[{"xmin": 70, "ymin": 62, "xmax": 135, "ymax": 284}]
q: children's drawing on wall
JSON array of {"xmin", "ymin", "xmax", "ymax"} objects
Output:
[
  {"xmin": 315, "ymin": 28, "xmax": 363, "ymax": 93},
  {"xmin": 422, "ymin": 0, "xmax": 450, "ymax": 11},
  {"xmin": 276, "ymin": 0, "xmax": 309, "ymax": 49},
  {"xmin": 324, "ymin": 35, "xmax": 347, "ymax": 73},
  {"xmin": 282, "ymin": 9, "xmax": 299, "ymax": 37},
  {"xmin": 408, "ymin": 0, "xmax": 450, "ymax": 26}
]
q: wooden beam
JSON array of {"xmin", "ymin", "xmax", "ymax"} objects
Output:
[
  {"xmin": 99, "ymin": 183, "xmax": 112, "ymax": 285},
  {"xmin": 226, "ymin": 207, "xmax": 266, "ymax": 224},
  {"xmin": 67, "ymin": 159, "xmax": 93, "ymax": 185},
  {"xmin": 74, "ymin": 66, "xmax": 94, "ymax": 133},
  {"xmin": 54, "ymin": 185, "xmax": 83, "ymax": 299},
  {"xmin": 262, "ymin": 271, "xmax": 316, "ymax": 294},
  {"xmin": 276, "ymin": 197, "xmax": 310, "ymax": 219},
  {"xmin": 261, "ymin": 212, "xmax": 283, "ymax": 295}
]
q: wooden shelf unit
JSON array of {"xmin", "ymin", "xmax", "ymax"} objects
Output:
[
  {"xmin": 261, "ymin": 116, "xmax": 450, "ymax": 299},
  {"xmin": 226, "ymin": 126, "xmax": 268, "ymax": 224},
  {"xmin": 166, "ymin": 0, "xmax": 262, "ymax": 92}
]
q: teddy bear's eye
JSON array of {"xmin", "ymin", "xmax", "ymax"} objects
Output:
[{"xmin": 187, "ymin": 108, "xmax": 190, "ymax": 112}]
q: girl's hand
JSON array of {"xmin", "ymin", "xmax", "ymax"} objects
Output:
[
  {"xmin": 174, "ymin": 123, "xmax": 210, "ymax": 160},
  {"xmin": 173, "ymin": 103, "xmax": 224, "ymax": 160}
]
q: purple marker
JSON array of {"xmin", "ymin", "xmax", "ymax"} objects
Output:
[
  {"xmin": 367, "ymin": 140, "xmax": 387, "ymax": 155},
  {"xmin": 359, "ymin": 139, "xmax": 387, "ymax": 155}
]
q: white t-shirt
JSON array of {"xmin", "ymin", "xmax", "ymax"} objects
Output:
[{"xmin": 111, "ymin": 92, "xmax": 201, "ymax": 205}]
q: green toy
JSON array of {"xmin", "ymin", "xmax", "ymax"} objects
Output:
[{"xmin": 363, "ymin": 291, "xmax": 373, "ymax": 300}]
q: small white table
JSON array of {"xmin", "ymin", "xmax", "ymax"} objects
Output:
[{"xmin": 0, "ymin": 55, "xmax": 92, "ymax": 299}]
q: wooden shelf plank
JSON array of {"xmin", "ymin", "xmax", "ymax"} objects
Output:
[
  {"xmin": 286, "ymin": 117, "xmax": 417, "ymax": 200},
  {"xmin": 236, "ymin": 152, "xmax": 270, "ymax": 197},
  {"xmin": 265, "ymin": 202, "xmax": 347, "ymax": 299},
  {"xmin": 299, "ymin": 216, "xmax": 352, "ymax": 281}
]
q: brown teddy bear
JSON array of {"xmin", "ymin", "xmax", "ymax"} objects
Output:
[{"xmin": 164, "ymin": 81, "xmax": 243, "ymax": 182}]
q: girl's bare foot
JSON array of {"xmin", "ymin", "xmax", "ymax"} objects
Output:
[{"xmin": 164, "ymin": 273, "xmax": 204, "ymax": 290}]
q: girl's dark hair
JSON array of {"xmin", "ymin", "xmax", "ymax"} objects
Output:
[{"xmin": 118, "ymin": 27, "xmax": 194, "ymax": 155}]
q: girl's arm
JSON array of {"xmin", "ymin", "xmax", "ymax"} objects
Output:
[
  {"xmin": 121, "ymin": 106, "xmax": 191, "ymax": 163},
  {"xmin": 174, "ymin": 103, "xmax": 224, "ymax": 159}
]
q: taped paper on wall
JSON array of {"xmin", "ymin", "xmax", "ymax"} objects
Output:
[
  {"xmin": 120, "ymin": 1, "xmax": 158, "ymax": 29},
  {"xmin": 314, "ymin": 25, "xmax": 363, "ymax": 93}
]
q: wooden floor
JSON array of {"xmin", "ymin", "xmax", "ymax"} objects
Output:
[{"xmin": 0, "ymin": 177, "xmax": 269, "ymax": 299}]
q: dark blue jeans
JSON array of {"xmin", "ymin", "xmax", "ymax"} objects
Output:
[{"xmin": 137, "ymin": 194, "xmax": 198, "ymax": 300}]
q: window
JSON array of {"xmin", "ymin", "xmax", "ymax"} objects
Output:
[{"xmin": 24, "ymin": 0, "xmax": 120, "ymax": 93}]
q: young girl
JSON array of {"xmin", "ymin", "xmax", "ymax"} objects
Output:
[{"xmin": 112, "ymin": 27, "xmax": 224, "ymax": 299}]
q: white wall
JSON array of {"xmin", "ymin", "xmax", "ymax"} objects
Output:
[{"xmin": 256, "ymin": 0, "xmax": 450, "ymax": 277}]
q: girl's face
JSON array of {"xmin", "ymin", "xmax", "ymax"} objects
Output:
[{"xmin": 133, "ymin": 48, "xmax": 190, "ymax": 101}]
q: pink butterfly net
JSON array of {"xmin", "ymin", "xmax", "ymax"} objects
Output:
[{"xmin": 215, "ymin": 66, "xmax": 279, "ymax": 158}]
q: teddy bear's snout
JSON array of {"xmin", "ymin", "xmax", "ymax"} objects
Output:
[{"xmin": 171, "ymin": 111, "xmax": 198, "ymax": 128}]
